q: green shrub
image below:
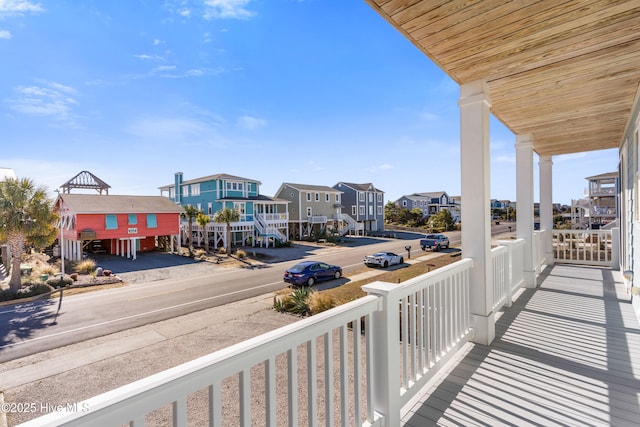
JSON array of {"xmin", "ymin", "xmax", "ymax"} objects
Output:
[
  {"xmin": 76, "ymin": 259, "xmax": 96, "ymax": 274},
  {"xmin": 273, "ymin": 287, "xmax": 312, "ymax": 316}
]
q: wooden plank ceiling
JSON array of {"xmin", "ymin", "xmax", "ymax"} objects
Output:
[{"xmin": 366, "ymin": 0, "xmax": 640, "ymax": 156}]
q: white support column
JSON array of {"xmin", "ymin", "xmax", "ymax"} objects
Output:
[
  {"xmin": 459, "ymin": 80, "xmax": 494, "ymax": 346},
  {"xmin": 539, "ymin": 155, "xmax": 554, "ymax": 266},
  {"xmin": 132, "ymin": 239, "xmax": 137, "ymax": 260},
  {"xmin": 516, "ymin": 134, "xmax": 536, "ymax": 287},
  {"xmin": 127, "ymin": 239, "xmax": 131, "ymax": 259}
]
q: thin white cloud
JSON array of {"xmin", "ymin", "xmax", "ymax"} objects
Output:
[
  {"xmin": 203, "ymin": 0, "xmax": 255, "ymax": 20},
  {"xmin": 6, "ymin": 81, "xmax": 77, "ymax": 121},
  {"xmin": 153, "ymin": 39, "xmax": 162, "ymax": 46},
  {"xmin": 0, "ymin": 0, "xmax": 43, "ymax": 17},
  {"xmin": 0, "ymin": 29, "xmax": 11, "ymax": 38},
  {"xmin": 237, "ymin": 115, "xmax": 266, "ymax": 130}
]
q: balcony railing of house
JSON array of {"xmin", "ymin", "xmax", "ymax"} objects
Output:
[
  {"xmin": 591, "ymin": 206, "xmax": 616, "ymax": 216},
  {"xmin": 259, "ymin": 212, "xmax": 288, "ymax": 222},
  {"xmin": 307, "ymin": 215, "xmax": 328, "ymax": 224},
  {"xmin": 23, "ymin": 236, "xmax": 540, "ymax": 427},
  {"xmin": 552, "ymin": 229, "xmax": 616, "ymax": 267},
  {"xmin": 589, "ymin": 186, "xmax": 616, "ymax": 196}
]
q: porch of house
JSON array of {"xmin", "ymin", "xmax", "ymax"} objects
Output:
[{"xmin": 402, "ymin": 263, "xmax": 640, "ymax": 426}]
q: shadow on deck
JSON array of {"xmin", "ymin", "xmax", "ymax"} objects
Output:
[{"xmin": 402, "ymin": 264, "xmax": 640, "ymax": 426}]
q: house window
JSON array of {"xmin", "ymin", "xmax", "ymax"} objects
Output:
[
  {"xmin": 169, "ymin": 188, "xmax": 175, "ymax": 199},
  {"xmin": 402, "ymin": 200, "xmax": 407, "ymax": 207},
  {"xmin": 208, "ymin": 203, "xmax": 212, "ymax": 215},
  {"xmin": 306, "ymin": 192, "xmax": 311, "ymax": 202},
  {"xmin": 359, "ymin": 192, "xmax": 365, "ymax": 201},
  {"xmin": 377, "ymin": 206, "xmax": 382, "ymax": 215},
  {"xmin": 315, "ymin": 193, "xmax": 320, "ymax": 202},
  {"xmin": 105, "ymin": 214, "xmax": 118, "ymax": 230},
  {"xmin": 369, "ymin": 193, "xmax": 373, "ymax": 202},
  {"xmin": 377, "ymin": 193, "xmax": 382, "ymax": 202},
  {"xmin": 128, "ymin": 214, "xmax": 137, "ymax": 225},
  {"xmin": 335, "ymin": 194, "xmax": 339, "ymax": 202},
  {"xmin": 192, "ymin": 184, "xmax": 200, "ymax": 196},
  {"xmin": 197, "ymin": 203, "xmax": 201, "ymax": 212},
  {"xmin": 182, "ymin": 186, "xmax": 188, "ymax": 197},
  {"xmin": 146, "ymin": 214, "xmax": 157, "ymax": 228},
  {"xmin": 369, "ymin": 206, "xmax": 373, "ymax": 215},
  {"xmin": 325, "ymin": 193, "xmax": 330, "ymax": 202},
  {"xmin": 238, "ymin": 183, "xmax": 243, "ymax": 191},
  {"xmin": 306, "ymin": 207, "xmax": 312, "ymax": 216},
  {"xmin": 359, "ymin": 206, "xmax": 365, "ymax": 215},
  {"xmin": 352, "ymin": 205, "xmax": 357, "ymax": 215}
]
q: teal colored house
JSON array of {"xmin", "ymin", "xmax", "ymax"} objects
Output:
[{"xmin": 159, "ymin": 172, "xmax": 289, "ymax": 249}]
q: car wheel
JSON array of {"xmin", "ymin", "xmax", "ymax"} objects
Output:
[
  {"xmin": 399, "ymin": 257, "xmax": 404, "ymax": 264},
  {"xmin": 307, "ymin": 277, "xmax": 315, "ymax": 286},
  {"xmin": 383, "ymin": 261, "xmax": 389, "ymax": 268},
  {"xmin": 421, "ymin": 246, "xmax": 426, "ymax": 251},
  {"xmin": 334, "ymin": 270, "xmax": 341, "ymax": 279},
  {"xmin": 435, "ymin": 244, "xmax": 441, "ymax": 252}
]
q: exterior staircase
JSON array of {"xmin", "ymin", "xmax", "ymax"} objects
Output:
[
  {"xmin": 337, "ymin": 213, "xmax": 365, "ymax": 236},
  {"xmin": 255, "ymin": 214, "xmax": 287, "ymax": 245}
]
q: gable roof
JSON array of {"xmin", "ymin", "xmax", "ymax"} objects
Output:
[
  {"xmin": 334, "ymin": 182, "xmax": 384, "ymax": 193},
  {"xmin": 159, "ymin": 173, "xmax": 261, "ymax": 189},
  {"xmin": 280, "ymin": 183, "xmax": 342, "ymax": 193},
  {"xmin": 56, "ymin": 194, "xmax": 184, "ymax": 214},
  {"xmin": 60, "ymin": 171, "xmax": 111, "ymax": 194},
  {"xmin": 585, "ymin": 172, "xmax": 618, "ymax": 181}
]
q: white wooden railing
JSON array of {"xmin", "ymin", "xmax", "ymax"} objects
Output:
[
  {"xmin": 307, "ymin": 215, "xmax": 328, "ymax": 224},
  {"xmin": 492, "ymin": 239, "xmax": 525, "ymax": 312},
  {"xmin": 553, "ymin": 229, "xmax": 613, "ymax": 266},
  {"xmin": 21, "ymin": 258, "xmax": 475, "ymax": 427}
]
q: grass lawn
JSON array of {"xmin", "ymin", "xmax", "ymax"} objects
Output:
[{"xmin": 321, "ymin": 253, "xmax": 462, "ymax": 304}]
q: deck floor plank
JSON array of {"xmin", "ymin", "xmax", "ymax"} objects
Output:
[{"xmin": 402, "ymin": 265, "xmax": 640, "ymax": 427}]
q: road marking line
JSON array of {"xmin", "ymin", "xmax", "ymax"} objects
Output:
[
  {"xmin": 127, "ymin": 288, "xmax": 186, "ymax": 301},
  {"xmin": 0, "ymin": 280, "xmax": 283, "ymax": 350}
]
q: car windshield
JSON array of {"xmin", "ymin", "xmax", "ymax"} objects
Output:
[{"xmin": 373, "ymin": 253, "xmax": 386, "ymax": 257}]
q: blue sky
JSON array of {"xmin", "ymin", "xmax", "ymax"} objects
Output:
[{"xmin": 1, "ymin": 0, "xmax": 618, "ymax": 205}]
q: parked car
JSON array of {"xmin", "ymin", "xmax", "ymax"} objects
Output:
[
  {"xmin": 283, "ymin": 261, "xmax": 342, "ymax": 286},
  {"xmin": 364, "ymin": 252, "xmax": 404, "ymax": 268},
  {"xmin": 420, "ymin": 234, "xmax": 450, "ymax": 251}
]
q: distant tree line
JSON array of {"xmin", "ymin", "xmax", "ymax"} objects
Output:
[{"xmin": 384, "ymin": 201, "xmax": 456, "ymax": 232}]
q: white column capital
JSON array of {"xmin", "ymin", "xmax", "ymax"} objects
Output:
[
  {"xmin": 539, "ymin": 155, "xmax": 553, "ymax": 166},
  {"xmin": 516, "ymin": 133, "xmax": 534, "ymax": 148},
  {"xmin": 459, "ymin": 80, "xmax": 491, "ymax": 107}
]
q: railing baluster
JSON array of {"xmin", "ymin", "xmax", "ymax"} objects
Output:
[
  {"xmin": 365, "ymin": 314, "xmax": 374, "ymax": 424},
  {"xmin": 340, "ymin": 325, "xmax": 348, "ymax": 427},
  {"xmin": 324, "ymin": 331, "xmax": 334, "ymax": 427},
  {"xmin": 264, "ymin": 359, "xmax": 276, "ymax": 427},
  {"xmin": 287, "ymin": 349, "xmax": 297, "ymax": 427},
  {"xmin": 239, "ymin": 370, "xmax": 250, "ymax": 427},
  {"xmin": 353, "ymin": 317, "xmax": 362, "ymax": 426},
  {"xmin": 172, "ymin": 397, "xmax": 187, "ymax": 427},
  {"xmin": 307, "ymin": 340, "xmax": 317, "ymax": 427}
]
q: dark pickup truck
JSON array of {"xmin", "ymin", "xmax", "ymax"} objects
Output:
[{"xmin": 420, "ymin": 234, "xmax": 450, "ymax": 251}]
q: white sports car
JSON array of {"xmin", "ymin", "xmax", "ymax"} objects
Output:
[{"xmin": 364, "ymin": 252, "xmax": 404, "ymax": 268}]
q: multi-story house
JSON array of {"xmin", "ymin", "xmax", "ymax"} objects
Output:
[
  {"xmin": 275, "ymin": 183, "xmax": 343, "ymax": 239},
  {"xmin": 571, "ymin": 171, "xmax": 618, "ymax": 229},
  {"xmin": 395, "ymin": 191, "xmax": 458, "ymax": 220},
  {"xmin": 159, "ymin": 172, "xmax": 289, "ymax": 248},
  {"xmin": 333, "ymin": 182, "xmax": 384, "ymax": 233}
]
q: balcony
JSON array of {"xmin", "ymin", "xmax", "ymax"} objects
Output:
[{"xmin": 19, "ymin": 230, "xmax": 640, "ymax": 426}]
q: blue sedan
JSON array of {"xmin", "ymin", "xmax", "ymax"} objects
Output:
[{"xmin": 283, "ymin": 261, "xmax": 342, "ymax": 287}]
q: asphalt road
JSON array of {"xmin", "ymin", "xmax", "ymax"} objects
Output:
[{"xmin": 0, "ymin": 222, "xmax": 514, "ymax": 362}]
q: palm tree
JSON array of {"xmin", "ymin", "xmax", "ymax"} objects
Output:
[
  {"xmin": 196, "ymin": 212, "xmax": 211, "ymax": 253},
  {"xmin": 181, "ymin": 205, "xmax": 200, "ymax": 254},
  {"xmin": 0, "ymin": 178, "xmax": 57, "ymax": 292},
  {"xmin": 213, "ymin": 207, "xmax": 239, "ymax": 253}
]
